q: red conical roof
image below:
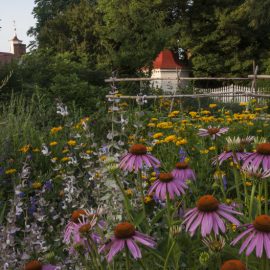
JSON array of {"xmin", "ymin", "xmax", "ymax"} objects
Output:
[{"xmin": 153, "ymin": 49, "xmax": 183, "ymax": 69}]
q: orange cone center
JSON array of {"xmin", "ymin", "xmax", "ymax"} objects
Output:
[
  {"xmin": 114, "ymin": 222, "xmax": 136, "ymax": 239},
  {"xmin": 129, "ymin": 144, "xmax": 147, "ymax": 155},
  {"xmin": 196, "ymin": 195, "xmax": 219, "ymax": 212}
]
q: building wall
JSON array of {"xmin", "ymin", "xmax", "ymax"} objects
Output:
[{"xmin": 151, "ymin": 68, "xmax": 190, "ymax": 92}]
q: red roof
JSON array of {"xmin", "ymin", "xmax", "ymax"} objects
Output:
[{"xmin": 153, "ymin": 49, "xmax": 183, "ymax": 69}]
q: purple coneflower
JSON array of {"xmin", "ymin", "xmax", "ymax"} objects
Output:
[
  {"xmin": 231, "ymin": 215, "xmax": 270, "ymax": 258},
  {"xmin": 198, "ymin": 126, "xmax": 229, "ymax": 140},
  {"xmin": 243, "ymin": 142, "xmax": 270, "ymax": 170},
  {"xmin": 183, "ymin": 195, "xmax": 242, "ymax": 237},
  {"xmin": 100, "ymin": 222, "xmax": 156, "ymax": 262},
  {"xmin": 220, "ymin": 260, "xmax": 246, "ymax": 270},
  {"xmin": 148, "ymin": 172, "xmax": 188, "ymax": 201},
  {"xmin": 64, "ymin": 209, "xmax": 103, "ymax": 254},
  {"xmin": 24, "ymin": 260, "xmax": 58, "ymax": 270},
  {"xmin": 171, "ymin": 161, "xmax": 196, "ymax": 182},
  {"xmin": 119, "ymin": 144, "xmax": 160, "ymax": 172},
  {"xmin": 242, "ymin": 164, "xmax": 270, "ymax": 180}
]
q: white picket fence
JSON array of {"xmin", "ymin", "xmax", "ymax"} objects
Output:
[{"xmin": 193, "ymin": 84, "xmax": 269, "ymax": 103}]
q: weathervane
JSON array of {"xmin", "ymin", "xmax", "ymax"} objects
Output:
[{"xmin": 13, "ymin": 20, "xmax": 17, "ymax": 35}]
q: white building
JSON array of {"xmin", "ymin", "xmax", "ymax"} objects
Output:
[{"xmin": 150, "ymin": 49, "xmax": 189, "ymax": 93}]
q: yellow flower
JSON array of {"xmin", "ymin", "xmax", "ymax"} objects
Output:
[
  {"xmin": 256, "ymin": 195, "xmax": 265, "ymax": 202},
  {"xmin": 239, "ymin": 102, "xmax": 248, "ymax": 106},
  {"xmin": 5, "ymin": 168, "xmax": 17, "ymax": 175},
  {"xmin": 100, "ymin": 155, "xmax": 107, "ymax": 161},
  {"xmin": 61, "ymin": 157, "xmax": 70, "ymax": 162},
  {"xmin": 32, "ymin": 148, "xmax": 40, "ymax": 152},
  {"xmin": 231, "ymin": 224, "xmax": 237, "ymax": 232},
  {"xmin": 147, "ymin": 123, "xmax": 156, "ymax": 127},
  {"xmin": 125, "ymin": 189, "xmax": 133, "ymax": 196},
  {"xmin": 152, "ymin": 132, "xmax": 163, "ymax": 139},
  {"xmin": 245, "ymin": 181, "xmax": 252, "ymax": 187},
  {"xmin": 176, "ymin": 139, "xmax": 188, "ymax": 146},
  {"xmin": 164, "ymin": 135, "xmax": 177, "ymax": 143},
  {"xmin": 209, "ymin": 146, "xmax": 216, "ymax": 151},
  {"xmin": 146, "ymin": 146, "xmax": 153, "ymax": 152},
  {"xmin": 189, "ymin": 111, "xmax": 197, "ymax": 117},
  {"xmin": 32, "ymin": 182, "xmax": 42, "ymax": 189},
  {"xmin": 67, "ymin": 140, "xmax": 76, "ymax": 146},
  {"xmin": 201, "ymin": 110, "xmax": 211, "ymax": 115},
  {"xmin": 62, "ymin": 149, "xmax": 69, "ymax": 154},
  {"xmin": 151, "ymin": 118, "xmax": 158, "ymax": 121},
  {"xmin": 209, "ymin": 104, "xmax": 217, "ymax": 109},
  {"xmin": 200, "ymin": 150, "xmax": 209, "ymax": 154},
  {"xmin": 150, "ymin": 177, "xmax": 157, "ymax": 182},
  {"xmin": 151, "ymin": 172, "xmax": 156, "ymax": 177},
  {"xmin": 144, "ymin": 195, "xmax": 152, "ymax": 204},
  {"xmin": 20, "ymin": 144, "xmax": 31, "ymax": 153},
  {"xmin": 51, "ymin": 157, "xmax": 58, "ymax": 162},
  {"xmin": 49, "ymin": 141, "xmax": 58, "ymax": 146},
  {"xmin": 86, "ymin": 150, "xmax": 93, "ymax": 154},
  {"xmin": 156, "ymin": 122, "xmax": 173, "ymax": 129},
  {"xmin": 226, "ymin": 199, "xmax": 232, "ymax": 204},
  {"xmin": 50, "ymin": 126, "xmax": 63, "ymax": 134}
]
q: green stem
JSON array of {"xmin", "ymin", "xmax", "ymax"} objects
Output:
[
  {"xmin": 249, "ymin": 182, "xmax": 257, "ymax": 221},
  {"xmin": 258, "ymin": 182, "xmax": 263, "ymax": 216},
  {"xmin": 125, "ymin": 246, "xmax": 130, "ymax": 270},
  {"xmin": 265, "ymin": 180, "xmax": 269, "ymax": 214},
  {"xmin": 163, "ymin": 240, "xmax": 176, "ymax": 270},
  {"xmin": 113, "ymin": 174, "xmax": 134, "ymax": 222},
  {"xmin": 137, "ymin": 171, "xmax": 146, "ymax": 221},
  {"xmin": 233, "ymin": 167, "xmax": 241, "ymax": 202}
]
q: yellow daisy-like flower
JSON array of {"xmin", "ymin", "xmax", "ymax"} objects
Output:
[
  {"xmin": 61, "ymin": 157, "xmax": 70, "ymax": 162},
  {"xmin": 147, "ymin": 123, "xmax": 156, "ymax": 127},
  {"xmin": 50, "ymin": 126, "xmax": 63, "ymax": 134},
  {"xmin": 152, "ymin": 132, "xmax": 163, "ymax": 139},
  {"xmin": 201, "ymin": 110, "xmax": 211, "ymax": 115},
  {"xmin": 125, "ymin": 189, "xmax": 133, "ymax": 196},
  {"xmin": 209, "ymin": 146, "xmax": 216, "ymax": 151},
  {"xmin": 5, "ymin": 168, "xmax": 17, "ymax": 175},
  {"xmin": 176, "ymin": 139, "xmax": 188, "ymax": 146},
  {"xmin": 32, "ymin": 182, "xmax": 42, "ymax": 189},
  {"xmin": 49, "ymin": 141, "xmax": 58, "ymax": 146},
  {"xmin": 200, "ymin": 149, "xmax": 209, "ymax": 154},
  {"xmin": 67, "ymin": 140, "xmax": 76, "ymax": 146},
  {"xmin": 144, "ymin": 195, "xmax": 153, "ymax": 204},
  {"xmin": 20, "ymin": 144, "xmax": 31, "ymax": 153},
  {"xmin": 189, "ymin": 111, "xmax": 197, "ymax": 117},
  {"xmin": 164, "ymin": 135, "xmax": 177, "ymax": 143},
  {"xmin": 86, "ymin": 150, "xmax": 93, "ymax": 154},
  {"xmin": 209, "ymin": 104, "xmax": 217, "ymax": 109},
  {"xmin": 100, "ymin": 155, "xmax": 107, "ymax": 161}
]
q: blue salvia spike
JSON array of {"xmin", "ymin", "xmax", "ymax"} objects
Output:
[{"xmin": 179, "ymin": 147, "xmax": 187, "ymax": 162}]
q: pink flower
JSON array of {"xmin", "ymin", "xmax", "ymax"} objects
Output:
[
  {"xmin": 198, "ymin": 126, "xmax": 229, "ymax": 140},
  {"xmin": 183, "ymin": 195, "xmax": 242, "ymax": 237},
  {"xmin": 100, "ymin": 222, "xmax": 156, "ymax": 262},
  {"xmin": 119, "ymin": 144, "xmax": 160, "ymax": 172},
  {"xmin": 148, "ymin": 172, "xmax": 188, "ymax": 201},
  {"xmin": 231, "ymin": 215, "xmax": 270, "ymax": 258},
  {"xmin": 243, "ymin": 143, "xmax": 270, "ymax": 171},
  {"xmin": 171, "ymin": 161, "xmax": 196, "ymax": 182}
]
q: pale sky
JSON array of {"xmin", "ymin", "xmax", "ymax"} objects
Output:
[{"xmin": 0, "ymin": 0, "xmax": 36, "ymax": 52}]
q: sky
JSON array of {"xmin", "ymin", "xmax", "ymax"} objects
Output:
[{"xmin": 0, "ymin": 0, "xmax": 36, "ymax": 52}]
